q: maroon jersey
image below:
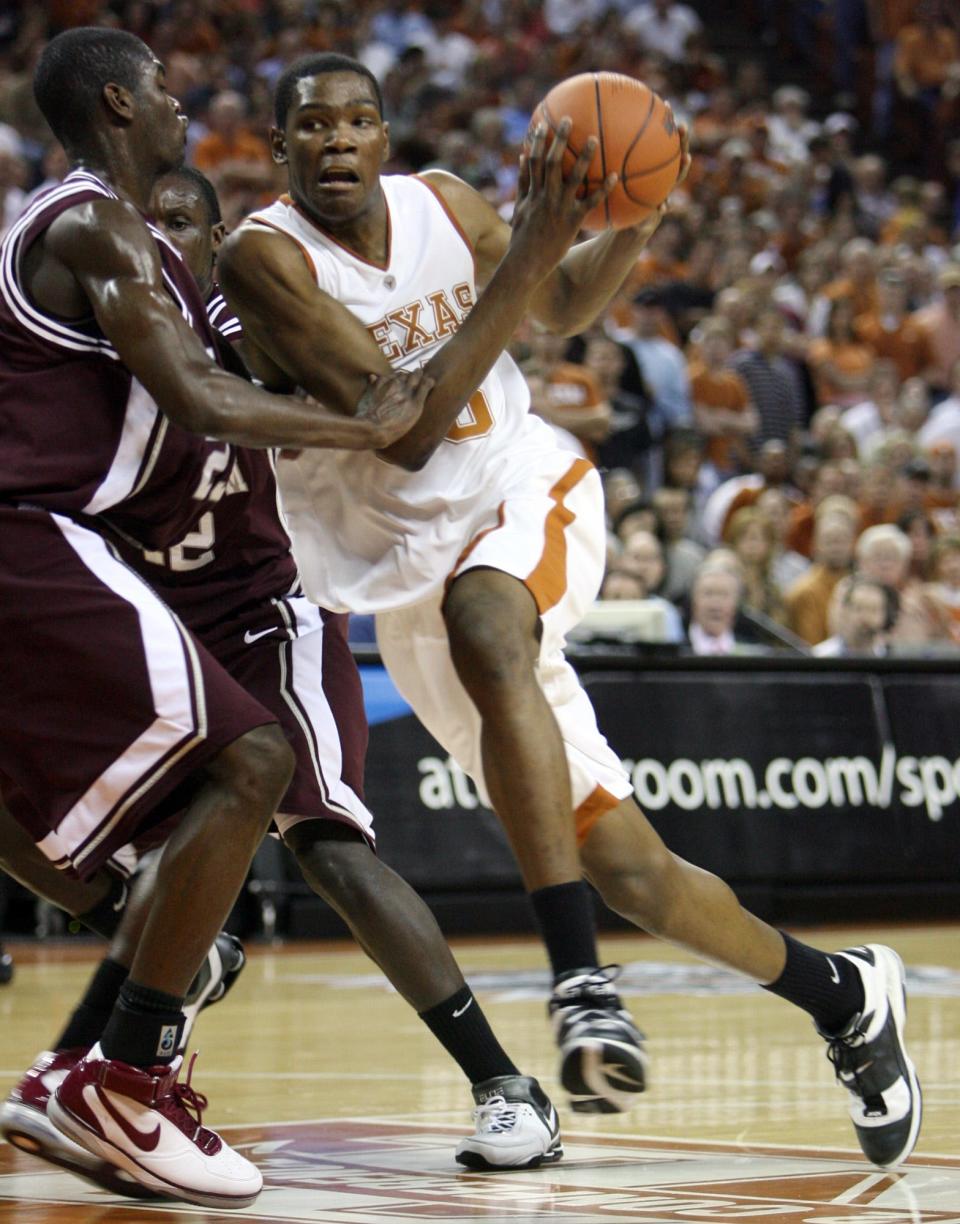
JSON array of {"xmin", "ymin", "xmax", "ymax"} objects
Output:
[
  {"xmin": 118, "ymin": 280, "xmax": 299, "ymax": 639},
  {"xmin": 0, "ymin": 170, "xmax": 237, "ymax": 551}
]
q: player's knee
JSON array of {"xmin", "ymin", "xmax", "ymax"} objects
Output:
[
  {"xmin": 445, "ymin": 608, "xmax": 536, "ymax": 692},
  {"xmin": 214, "ymin": 724, "xmax": 294, "ymax": 828},
  {"xmin": 285, "ymin": 822, "xmax": 371, "ymax": 903},
  {"xmin": 590, "ymin": 841, "xmax": 679, "ymax": 933}
]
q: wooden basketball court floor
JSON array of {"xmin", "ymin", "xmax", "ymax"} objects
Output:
[{"xmin": 0, "ymin": 922, "xmax": 957, "ymax": 1223}]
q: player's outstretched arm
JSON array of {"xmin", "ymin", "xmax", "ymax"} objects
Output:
[
  {"xmin": 381, "ymin": 120, "xmax": 615, "ymax": 468},
  {"xmin": 221, "ymin": 121, "xmax": 608, "ymax": 471},
  {"xmin": 523, "ymin": 120, "xmax": 692, "ymax": 336},
  {"xmin": 43, "ymin": 198, "xmax": 428, "ymax": 451}
]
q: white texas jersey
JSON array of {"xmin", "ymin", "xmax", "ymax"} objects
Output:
[{"xmin": 245, "ymin": 174, "xmax": 562, "ymax": 613}]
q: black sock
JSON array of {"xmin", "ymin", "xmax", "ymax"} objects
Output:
[
  {"xmin": 70, "ymin": 873, "xmax": 129, "ymax": 940},
  {"xmin": 54, "ymin": 957, "xmax": 129, "ymax": 1052},
  {"xmin": 419, "ymin": 986, "xmax": 518, "ymax": 1086},
  {"xmin": 763, "ymin": 932, "xmax": 865, "ymax": 1034},
  {"xmin": 100, "ymin": 980, "xmax": 185, "ymax": 1067},
  {"xmin": 530, "ymin": 880, "xmax": 599, "ymax": 981}
]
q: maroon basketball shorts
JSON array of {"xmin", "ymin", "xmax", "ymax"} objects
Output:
[
  {"xmin": 201, "ymin": 594, "xmax": 374, "ymax": 845},
  {"xmin": 0, "ymin": 507, "xmax": 277, "ymax": 879}
]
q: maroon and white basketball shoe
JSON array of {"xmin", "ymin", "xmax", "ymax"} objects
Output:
[
  {"xmin": 47, "ymin": 1045, "xmax": 261, "ymax": 1209},
  {"xmin": 0, "ymin": 1049, "xmax": 160, "ymax": 1198}
]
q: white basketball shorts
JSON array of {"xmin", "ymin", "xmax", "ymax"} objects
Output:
[{"xmin": 375, "ymin": 451, "xmax": 633, "ymax": 845}]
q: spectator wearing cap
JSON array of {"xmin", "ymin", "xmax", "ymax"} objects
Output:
[
  {"xmin": 914, "ymin": 266, "xmax": 960, "ymax": 398},
  {"xmin": 813, "ymin": 575, "xmax": 898, "ymax": 657},
  {"xmin": 808, "ymin": 296, "xmax": 877, "ymax": 409},
  {"xmin": 766, "ymin": 86, "xmax": 820, "ymax": 165},
  {"xmin": 702, "ymin": 438, "xmax": 796, "ymax": 544},
  {"xmin": 687, "ymin": 317, "xmax": 758, "ymax": 478},
  {"xmin": 853, "ymin": 270, "xmax": 933, "ymax": 381},
  {"xmin": 784, "ymin": 509, "xmax": 858, "ymax": 644}
]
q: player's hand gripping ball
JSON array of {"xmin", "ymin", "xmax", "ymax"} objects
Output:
[{"xmin": 527, "ymin": 71, "xmax": 684, "ymax": 232}]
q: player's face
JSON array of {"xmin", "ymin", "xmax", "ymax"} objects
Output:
[
  {"xmin": 138, "ymin": 58, "xmax": 188, "ymax": 173},
  {"xmin": 274, "ymin": 71, "xmax": 389, "ymax": 226},
  {"xmin": 151, "ymin": 178, "xmax": 223, "ymax": 295}
]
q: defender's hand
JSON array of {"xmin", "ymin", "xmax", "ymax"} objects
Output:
[{"xmin": 358, "ymin": 367, "xmax": 434, "ymax": 448}]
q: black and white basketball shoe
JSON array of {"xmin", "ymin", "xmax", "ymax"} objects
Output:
[{"xmin": 819, "ymin": 944, "xmax": 922, "ymax": 1169}]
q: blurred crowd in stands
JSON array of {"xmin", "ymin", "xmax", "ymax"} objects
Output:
[{"xmin": 2, "ymin": 0, "xmax": 960, "ymax": 656}]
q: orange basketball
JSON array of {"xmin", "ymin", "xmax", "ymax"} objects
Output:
[{"xmin": 528, "ymin": 71, "xmax": 682, "ymax": 232}]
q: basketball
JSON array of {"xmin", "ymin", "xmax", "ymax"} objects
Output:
[{"xmin": 528, "ymin": 71, "xmax": 683, "ymax": 232}]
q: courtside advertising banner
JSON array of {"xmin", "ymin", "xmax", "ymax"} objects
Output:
[{"xmin": 361, "ymin": 666, "xmax": 960, "ymax": 893}]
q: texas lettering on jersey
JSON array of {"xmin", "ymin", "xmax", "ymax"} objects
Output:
[
  {"xmin": 365, "ymin": 282, "xmax": 474, "ymax": 362},
  {"xmin": 365, "ymin": 281, "xmax": 493, "ymax": 444}
]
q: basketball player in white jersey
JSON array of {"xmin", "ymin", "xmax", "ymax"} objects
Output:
[{"xmin": 219, "ymin": 55, "xmax": 920, "ymax": 1167}]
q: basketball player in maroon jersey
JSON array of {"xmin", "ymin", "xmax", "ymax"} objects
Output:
[
  {"xmin": 0, "ymin": 59, "xmax": 622, "ymax": 1194},
  {"xmin": 1, "ymin": 161, "xmax": 568, "ymax": 1181},
  {"xmin": 0, "ymin": 28, "xmax": 433, "ymax": 1208},
  {"xmin": 220, "ymin": 55, "xmax": 919, "ymax": 1170}
]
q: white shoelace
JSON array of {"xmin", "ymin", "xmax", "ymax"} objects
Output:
[{"xmin": 474, "ymin": 1095, "xmax": 519, "ymax": 1133}]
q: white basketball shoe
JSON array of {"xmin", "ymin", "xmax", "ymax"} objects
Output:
[{"xmin": 47, "ymin": 1044, "xmax": 261, "ymax": 1208}]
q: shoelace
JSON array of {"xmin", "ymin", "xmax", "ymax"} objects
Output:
[
  {"xmin": 161, "ymin": 1052, "xmax": 211, "ymax": 1139},
  {"xmin": 826, "ymin": 1032, "xmax": 886, "ymax": 1115},
  {"xmin": 475, "ymin": 1095, "xmax": 519, "ymax": 1133}
]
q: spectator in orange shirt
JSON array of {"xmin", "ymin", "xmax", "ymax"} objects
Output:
[
  {"xmin": 687, "ymin": 317, "xmax": 758, "ymax": 477},
  {"xmin": 894, "ymin": 0, "xmax": 960, "ymax": 99},
  {"xmin": 784, "ymin": 510, "xmax": 858, "ymax": 644},
  {"xmin": 926, "ymin": 533, "xmax": 960, "ymax": 639},
  {"xmin": 854, "ymin": 270, "xmax": 932, "ymax": 381},
  {"xmin": 809, "ymin": 238, "xmax": 879, "ymax": 336},
  {"xmin": 808, "ymin": 297, "xmax": 876, "ymax": 409},
  {"xmin": 914, "ymin": 264, "xmax": 960, "ymax": 396},
  {"xmin": 523, "ymin": 330, "xmax": 611, "ymax": 463},
  {"xmin": 193, "ymin": 90, "xmax": 273, "ymax": 176},
  {"xmin": 786, "ymin": 463, "xmax": 861, "ymax": 558},
  {"xmin": 725, "ymin": 505, "xmax": 788, "ymax": 624}
]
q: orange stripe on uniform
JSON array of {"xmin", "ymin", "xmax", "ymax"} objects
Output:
[
  {"xmin": 443, "ymin": 503, "xmax": 507, "ymax": 596},
  {"xmin": 525, "ymin": 458, "xmax": 594, "ymax": 615},
  {"xmin": 575, "ymin": 784, "xmax": 621, "ymax": 846}
]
